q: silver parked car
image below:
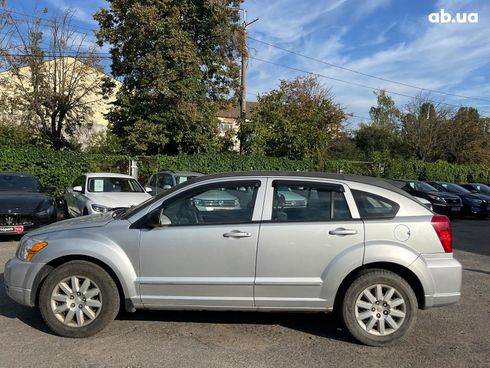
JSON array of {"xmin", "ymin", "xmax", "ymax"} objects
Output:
[{"xmin": 4, "ymin": 172, "xmax": 461, "ymax": 346}]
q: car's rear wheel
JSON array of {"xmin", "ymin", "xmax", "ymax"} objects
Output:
[
  {"xmin": 341, "ymin": 269, "xmax": 417, "ymax": 346},
  {"xmin": 39, "ymin": 261, "xmax": 119, "ymax": 338}
]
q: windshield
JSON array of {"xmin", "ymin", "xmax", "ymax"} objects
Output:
[
  {"xmin": 475, "ymin": 184, "xmax": 490, "ymax": 195},
  {"xmin": 442, "ymin": 183, "xmax": 471, "ymax": 194},
  {"xmin": 175, "ymin": 175, "xmax": 198, "ymax": 185},
  {"xmin": 0, "ymin": 174, "xmax": 41, "ymax": 192},
  {"xmin": 87, "ymin": 177, "xmax": 144, "ymax": 193},
  {"xmin": 409, "ymin": 181, "xmax": 438, "ymax": 193}
]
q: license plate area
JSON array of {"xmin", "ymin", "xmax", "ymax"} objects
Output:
[{"xmin": 0, "ymin": 225, "xmax": 24, "ymax": 233}]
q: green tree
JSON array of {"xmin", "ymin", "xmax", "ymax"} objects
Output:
[
  {"xmin": 401, "ymin": 96, "xmax": 449, "ymax": 161},
  {"xmin": 443, "ymin": 107, "xmax": 490, "ymax": 164},
  {"xmin": 95, "ymin": 0, "xmax": 242, "ymax": 155},
  {"xmin": 354, "ymin": 91, "xmax": 405, "ymax": 158},
  {"xmin": 240, "ymin": 75, "xmax": 346, "ymax": 161}
]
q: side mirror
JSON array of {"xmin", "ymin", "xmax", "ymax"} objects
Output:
[
  {"xmin": 162, "ymin": 184, "xmax": 172, "ymax": 190},
  {"xmin": 145, "ymin": 187, "xmax": 153, "ymax": 193},
  {"xmin": 73, "ymin": 186, "xmax": 83, "ymax": 193}
]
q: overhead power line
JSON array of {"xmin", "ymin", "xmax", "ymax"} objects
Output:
[
  {"xmin": 249, "ymin": 55, "xmax": 490, "ymax": 116},
  {"xmin": 248, "ymin": 36, "xmax": 490, "ymax": 105}
]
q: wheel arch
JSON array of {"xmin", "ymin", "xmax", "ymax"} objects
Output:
[
  {"xmin": 32, "ymin": 255, "xmax": 135, "ymax": 313},
  {"xmin": 333, "ymin": 262, "xmax": 426, "ymax": 312}
]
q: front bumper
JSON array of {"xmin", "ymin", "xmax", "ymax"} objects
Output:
[
  {"xmin": 4, "ymin": 257, "xmax": 46, "ymax": 307},
  {"xmin": 432, "ymin": 203, "xmax": 462, "ymax": 215},
  {"xmin": 409, "ymin": 253, "xmax": 462, "ymax": 308}
]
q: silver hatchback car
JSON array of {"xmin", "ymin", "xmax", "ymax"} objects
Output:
[{"xmin": 4, "ymin": 172, "xmax": 462, "ymax": 346}]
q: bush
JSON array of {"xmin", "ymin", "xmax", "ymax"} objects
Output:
[{"xmin": 1, "ymin": 146, "xmax": 489, "ymax": 200}]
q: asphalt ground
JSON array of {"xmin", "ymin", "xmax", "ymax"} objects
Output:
[{"xmin": 0, "ymin": 219, "xmax": 488, "ymax": 368}]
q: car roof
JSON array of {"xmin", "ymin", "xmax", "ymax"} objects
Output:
[
  {"xmin": 186, "ymin": 171, "xmax": 414, "ymax": 199},
  {"xmin": 84, "ymin": 173, "xmax": 135, "ymax": 179}
]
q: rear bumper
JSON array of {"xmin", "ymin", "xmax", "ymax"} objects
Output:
[{"xmin": 409, "ymin": 253, "xmax": 462, "ymax": 309}]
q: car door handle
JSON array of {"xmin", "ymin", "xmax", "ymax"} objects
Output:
[
  {"xmin": 223, "ymin": 230, "xmax": 252, "ymax": 239},
  {"xmin": 329, "ymin": 228, "xmax": 358, "ymax": 236}
]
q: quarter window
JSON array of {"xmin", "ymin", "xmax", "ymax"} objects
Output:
[
  {"xmin": 271, "ymin": 181, "xmax": 351, "ymax": 222},
  {"xmin": 352, "ymin": 190, "xmax": 400, "ymax": 219},
  {"xmin": 155, "ymin": 181, "xmax": 260, "ymax": 226}
]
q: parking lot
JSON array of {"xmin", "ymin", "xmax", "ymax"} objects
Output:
[{"xmin": 0, "ymin": 219, "xmax": 488, "ymax": 368}]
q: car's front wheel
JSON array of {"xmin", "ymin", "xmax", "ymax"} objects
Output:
[
  {"xmin": 39, "ymin": 261, "xmax": 120, "ymax": 338},
  {"xmin": 341, "ymin": 269, "xmax": 417, "ymax": 346}
]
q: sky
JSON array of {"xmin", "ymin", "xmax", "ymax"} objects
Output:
[{"xmin": 8, "ymin": 0, "xmax": 490, "ymax": 126}]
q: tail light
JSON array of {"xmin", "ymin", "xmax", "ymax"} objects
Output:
[{"xmin": 431, "ymin": 215, "xmax": 453, "ymax": 253}]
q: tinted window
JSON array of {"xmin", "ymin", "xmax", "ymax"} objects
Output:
[
  {"xmin": 156, "ymin": 181, "xmax": 260, "ymax": 226},
  {"xmin": 87, "ymin": 177, "xmax": 144, "ymax": 193},
  {"xmin": 156, "ymin": 173, "xmax": 174, "ymax": 188},
  {"xmin": 271, "ymin": 181, "xmax": 351, "ymax": 222},
  {"xmin": 352, "ymin": 190, "xmax": 400, "ymax": 219},
  {"xmin": 0, "ymin": 174, "xmax": 40, "ymax": 192}
]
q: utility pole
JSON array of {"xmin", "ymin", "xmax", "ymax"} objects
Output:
[{"xmin": 239, "ymin": 10, "xmax": 258, "ymax": 153}]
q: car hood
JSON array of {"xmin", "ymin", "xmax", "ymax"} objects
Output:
[
  {"xmin": 0, "ymin": 191, "xmax": 50, "ymax": 213},
  {"xmin": 427, "ymin": 191, "xmax": 460, "ymax": 199},
  {"xmin": 26, "ymin": 212, "xmax": 115, "ymax": 237},
  {"xmin": 464, "ymin": 193, "xmax": 490, "ymax": 201},
  {"xmin": 86, "ymin": 192, "xmax": 152, "ymax": 208},
  {"xmin": 193, "ymin": 190, "xmax": 237, "ymax": 201}
]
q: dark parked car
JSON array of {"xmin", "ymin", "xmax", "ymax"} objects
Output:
[
  {"xmin": 0, "ymin": 172, "xmax": 57, "ymax": 234},
  {"xmin": 146, "ymin": 171, "xmax": 203, "ymax": 196},
  {"xmin": 393, "ymin": 180, "xmax": 462, "ymax": 216},
  {"xmin": 460, "ymin": 183, "xmax": 490, "ymax": 196},
  {"xmin": 427, "ymin": 181, "xmax": 490, "ymax": 218}
]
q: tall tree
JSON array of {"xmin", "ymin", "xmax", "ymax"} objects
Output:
[
  {"xmin": 95, "ymin": 0, "xmax": 242, "ymax": 155},
  {"xmin": 443, "ymin": 107, "xmax": 490, "ymax": 164},
  {"xmin": 0, "ymin": 8, "xmax": 111, "ymax": 149},
  {"xmin": 401, "ymin": 96, "xmax": 449, "ymax": 161},
  {"xmin": 240, "ymin": 75, "xmax": 346, "ymax": 161},
  {"xmin": 355, "ymin": 90, "xmax": 404, "ymax": 158}
]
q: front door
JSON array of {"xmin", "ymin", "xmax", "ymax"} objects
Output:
[
  {"xmin": 138, "ymin": 179, "xmax": 265, "ymax": 308},
  {"xmin": 255, "ymin": 179, "xmax": 364, "ymax": 309}
]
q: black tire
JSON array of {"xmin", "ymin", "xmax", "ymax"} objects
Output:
[
  {"xmin": 341, "ymin": 269, "xmax": 417, "ymax": 346},
  {"xmin": 39, "ymin": 261, "xmax": 120, "ymax": 338}
]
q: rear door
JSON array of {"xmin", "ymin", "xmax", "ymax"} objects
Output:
[{"xmin": 255, "ymin": 178, "xmax": 364, "ymax": 309}]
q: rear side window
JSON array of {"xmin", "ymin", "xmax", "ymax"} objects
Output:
[
  {"xmin": 271, "ymin": 181, "xmax": 352, "ymax": 222},
  {"xmin": 352, "ymin": 190, "xmax": 400, "ymax": 219}
]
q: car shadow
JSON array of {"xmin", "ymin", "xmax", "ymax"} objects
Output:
[
  {"xmin": 117, "ymin": 308, "xmax": 357, "ymax": 344},
  {"xmin": 0, "ymin": 271, "xmax": 355, "ymax": 342},
  {"xmin": 0, "ymin": 273, "xmax": 54, "ymax": 335}
]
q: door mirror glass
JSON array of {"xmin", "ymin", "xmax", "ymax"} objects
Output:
[
  {"xmin": 73, "ymin": 185, "xmax": 83, "ymax": 193},
  {"xmin": 145, "ymin": 186, "xmax": 153, "ymax": 193},
  {"xmin": 162, "ymin": 184, "xmax": 172, "ymax": 190}
]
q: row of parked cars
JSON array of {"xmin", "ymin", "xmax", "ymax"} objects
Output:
[{"xmin": 1, "ymin": 170, "xmax": 489, "ymax": 236}]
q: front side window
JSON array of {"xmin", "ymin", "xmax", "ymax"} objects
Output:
[
  {"xmin": 271, "ymin": 181, "xmax": 351, "ymax": 222},
  {"xmin": 352, "ymin": 190, "xmax": 400, "ymax": 219},
  {"xmin": 87, "ymin": 177, "xmax": 144, "ymax": 193},
  {"xmin": 155, "ymin": 181, "xmax": 260, "ymax": 226}
]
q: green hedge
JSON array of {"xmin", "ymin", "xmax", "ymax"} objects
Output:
[{"xmin": 1, "ymin": 146, "xmax": 489, "ymax": 199}]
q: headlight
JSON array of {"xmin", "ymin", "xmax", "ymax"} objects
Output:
[
  {"xmin": 192, "ymin": 199, "xmax": 202, "ymax": 206},
  {"xmin": 427, "ymin": 194, "xmax": 445, "ymax": 203},
  {"xmin": 17, "ymin": 237, "xmax": 48, "ymax": 262},
  {"xmin": 36, "ymin": 198, "xmax": 54, "ymax": 213},
  {"xmin": 91, "ymin": 204, "xmax": 112, "ymax": 213},
  {"xmin": 469, "ymin": 198, "xmax": 483, "ymax": 205}
]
